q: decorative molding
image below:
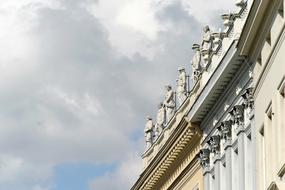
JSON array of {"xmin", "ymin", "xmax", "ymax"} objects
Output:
[
  {"xmin": 142, "ymin": 97, "xmax": 191, "ymax": 166},
  {"xmin": 169, "ymin": 158, "xmax": 201, "ymax": 190},
  {"xmin": 141, "ymin": 123, "xmax": 200, "ymax": 190},
  {"xmin": 187, "ymin": 0, "xmax": 248, "ymax": 99}
]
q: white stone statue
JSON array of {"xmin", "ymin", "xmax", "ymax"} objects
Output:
[
  {"xmin": 201, "ymin": 25, "xmax": 213, "ymax": 65},
  {"xmin": 201, "ymin": 25, "xmax": 212, "ymax": 52},
  {"xmin": 176, "ymin": 67, "xmax": 187, "ymax": 106},
  {"xmin": 154, "ymin": 102, "xmax": 165, "ymax": 137},
  {"xmin": 221, "ymin": 13, "xmax": 234, "ymax": 34},
  {"xmin": 163, "ymin": 85, "xmax": 175, "ymax": 123},
  {"xmin": 144, "ymin": 116, "xmax": 154, "ymax": 149},
  {"xmin": 191, "ymin": 44, "xmax": 202, "ymax": 82}
]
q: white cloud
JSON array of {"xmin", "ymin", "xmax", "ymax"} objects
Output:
[
  {"xmin": 44, "ymin": 86, "xmax": 103, "ymax": 117},
  {"xmin": 89, "ymin": 152, "xmax": 143, "ymax": 190},
  {"xmin": 116, "ymin": 0, "xmax": 165, "ymax": 40},
  {"xmin": 0, "ymin": 0, "xmax": 63, "ymax": 80},
  {"xmin": 0, "ymin": 155, "xmax": 53, "ymax": 190},
  {"xmin": 182, "ymin": 0, "xmax": 236, "ymax": 27},
  {"xmin": 0, "ymin": 0, "xmax": 237, "ymax": 189},
  {"xmin": 89, "ymin": 0, "xmax": 236, "ymax": 58},
  {"xmin": 88, "ymin": 0, "xmax": 173, "ymax": 58}
]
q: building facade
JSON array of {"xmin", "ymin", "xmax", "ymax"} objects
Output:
[
  {"xmin": 238, "ymin": 0, "xmax": 285, "ymax": 189},
  {"xmin": 131, "ymin": 0, "xmax": 285, "ymax": 190}
]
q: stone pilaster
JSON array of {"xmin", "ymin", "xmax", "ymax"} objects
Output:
[
  {"xmin": 218, "ymin": 120, "xmax": 233, "ymax": 190},
  {"xmin": 199, "ymin": 148, "xmax": 211, "ymax": 190},
  {"xmin": 231, "ymin": 105, "xmax": 246, "ymax": 190},
  {"xmin": 207, "ymin": 135, "xmax": 221, "ymax": 190}
]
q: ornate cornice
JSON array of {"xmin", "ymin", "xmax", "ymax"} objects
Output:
[{"xmin": 131, "ymin": 118, "xmax": 202, "ymax": 190}]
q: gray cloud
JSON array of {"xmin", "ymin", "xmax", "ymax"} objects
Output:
[{"xmin": 0, "ymin": 0, "xmax": 234, "ymax": 189}]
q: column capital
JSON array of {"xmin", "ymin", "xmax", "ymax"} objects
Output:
[
  {"xmin": 207, "ymin": 135, "xmax": 221, "ymax": 155},
  {"xmin": 230, "ymin": 105, "xmax": 245, "ymax": 132},
  {"xmin": 242, "ymin": 87, "xmax": 254, "ymax": 110},
  {"xmin": 199, "ymin": 148, "xmax": 210, "ymax": 168},
  {"xmin": 218, "ymin": 120, "xmax": 232, "ymax": 142}
]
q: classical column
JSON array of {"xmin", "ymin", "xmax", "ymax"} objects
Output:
[
  {"xmin": 230, "ymin": 105, "xmax": 246, "ymax": 190},
  {"xmin": 208, "ymin": 135, "xmax": 221, "ymax": 190},
  {"xmin": 199, "ymin": 148, "xmax": 211, "ymax": 190},
  {"xmin": 242, "ymin": 88, "xmax": 255, "ymax": 190},
  {"xmin": 218, "ymin": 121, "xmax": 233, "ymax": 190}
]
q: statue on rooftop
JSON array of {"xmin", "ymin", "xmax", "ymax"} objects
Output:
[
  {"xmin": 176, "ymin": 67, "xmax": 187, "ymax": 106},
  {"xmin": 201, "ymin": 25, "xmax": 213, "ymax": 52},
  {"xmin": 144, "ymin": 116, "xmax": 154, "ymax": 149},
  {"xmin": 154, "ymin": 102, "xmax": 165, "ymax": 137},
  {"xmin": 191, "ymin": 44, "xmax": 202, "ymax": 82},
  {"xmin": 201, "ymin": 25, "xmax": 213, "ymax": 65},
  {"xmin": 163, "ymin": 85, "xmax": 175, "ymax": 123}
]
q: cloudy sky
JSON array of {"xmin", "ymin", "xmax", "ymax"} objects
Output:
[{"xmin": 0, "ymin": 0, "xmax": 236, "ymax": 189}]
